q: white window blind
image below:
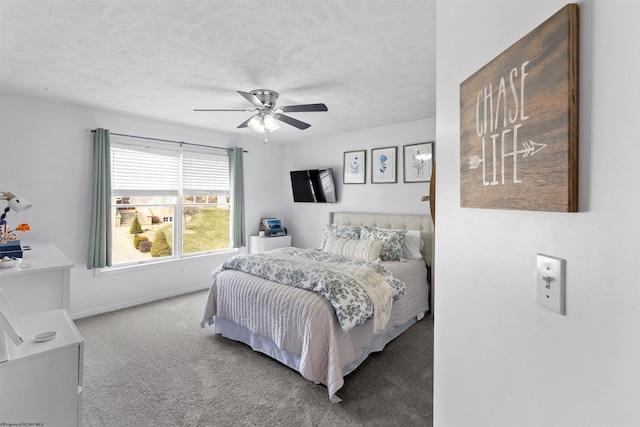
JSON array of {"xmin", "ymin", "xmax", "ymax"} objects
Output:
[
  {"xmin": 111, "ymin": 144, "xmax": 229, "ymax": 197},
  {"xmin": 182, "ymin": 152, "xmax": 229, "ymax": 196}
]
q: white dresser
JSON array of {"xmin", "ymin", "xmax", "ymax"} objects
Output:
[
  {"xmin": 249, "ymin": 235, "xmax": 292, "ymax": 254},
  {"xmin": 0, "ymin": 309, "xmax": 84, "ymax": 426},
  {"xmin": 0, "ymin": 242, "xmax": 73, "ymax": 316}
]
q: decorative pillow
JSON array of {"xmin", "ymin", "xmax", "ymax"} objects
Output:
[
  {"xmin": 323, "ymin": 235, "xmax": 384, "ymax": 262},
  {"xmin": 360, "ymin": 226, "xmax": 407, "ymax": 261},
  {"xmin": 368, "ymin": 227, "xmax": 424, "ymax": 260},
  {"xmin": 319, "ymin": 224, "xmax": 362, "ymax": 249}
]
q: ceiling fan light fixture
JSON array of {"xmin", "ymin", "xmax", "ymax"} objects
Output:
[
  {"xmin": 263, "ymin": 114, "xmax": 280, "ymax": 132},
  {"xmin": 247, "ymin": 115, "xmax": 264, "ymax": 133},
  {"xmin": 247, "ymin": 113, "xmax": 280, "ymax": 134}
]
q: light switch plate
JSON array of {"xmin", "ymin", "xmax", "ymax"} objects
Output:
[{"xmin": 536, "ymin": 254, "xmax": 566, "ymax": 315}]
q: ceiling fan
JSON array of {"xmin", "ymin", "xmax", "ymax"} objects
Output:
[{"xmin": 194, "ymin": 89, "xmax": 328, "ymax": 142}]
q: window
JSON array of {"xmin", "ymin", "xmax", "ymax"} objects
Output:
[{"xmin": 110, "ymin": 142, "xmax": 230, "ymax": 265}]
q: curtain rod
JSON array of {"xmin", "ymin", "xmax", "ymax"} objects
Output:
[{"xmin": 87, "ymin": 129, "xmax": 248, "ymax": 153}]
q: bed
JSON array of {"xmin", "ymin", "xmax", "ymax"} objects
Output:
[{"xmin": 200, "ymin": 211, "xmax": 433, "ymax": 402}]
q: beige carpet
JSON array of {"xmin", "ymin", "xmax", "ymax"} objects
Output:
[{"xmin": 75, "ymin": 289, "xmax": 433, "ymax": 426}]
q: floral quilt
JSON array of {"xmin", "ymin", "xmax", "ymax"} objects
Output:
[{"xmin": 212, "ymin": 247, "xmax": 406, "ymax": 332}]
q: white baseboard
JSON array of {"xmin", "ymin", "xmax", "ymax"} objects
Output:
[{"xmin": 71, "ymin": 283, "xmax": 210, "ymax": 319}]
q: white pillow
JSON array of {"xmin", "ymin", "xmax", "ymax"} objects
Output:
[
  {"xmin": 403, "ymin": 230, "xmax": 424, "ymax": 260},
  {"xmin": 323, "ymin": 235, "xmax": 384, "ymax": 262}
]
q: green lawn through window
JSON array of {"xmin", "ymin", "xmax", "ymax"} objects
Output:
[{"xmin": 161, "ymin": 206, "xmax": 230, "ymax": 254}]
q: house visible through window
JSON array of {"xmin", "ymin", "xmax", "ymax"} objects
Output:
[{"xmin": 110, "ymin": 141, "xmax": 231, "ymax": 265}]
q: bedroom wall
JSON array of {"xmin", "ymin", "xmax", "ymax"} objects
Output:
[
  {"xmin": 0, "ymin": 90, "xmax": 287, "ymax": 317},
  {"xmin": 281, "ymin": 118, "xmax": 436, "ymax": 249},
  {"xmin": 435, "ymin": 1, "xmax": 640, "ymax": 426}
]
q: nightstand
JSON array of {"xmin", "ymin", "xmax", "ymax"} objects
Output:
[{"xmin": 249, "ymin": 235, "xmax": 292, "ymax": 254}]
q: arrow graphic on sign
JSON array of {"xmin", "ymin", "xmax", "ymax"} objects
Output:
[
  {"xmin": 468, "ymin": 140, "xmax": 547, "ymax": 170},
  {"xmin": 520, "ymin": 140, "xmax": 547, "ymax": 157}
]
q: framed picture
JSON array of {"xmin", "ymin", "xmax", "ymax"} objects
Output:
[
  {"xmin": 371, "ymin": 146, "xmax": 397, "ymax": 184},
  {"xmin": 343, "ymin": 150, "xmax": 366, "ymax": 184},
  {"xmin": 403, "ymin": 142, "xmax": 434, "ymax": 183}
]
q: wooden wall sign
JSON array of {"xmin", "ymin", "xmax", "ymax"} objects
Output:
[{"xmin": 460, "ymin": 4, "xmax": 578, "ymax": 212}]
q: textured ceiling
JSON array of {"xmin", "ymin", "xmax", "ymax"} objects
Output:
[{"xmin": 0, "ymin": 0, "xmax": 436, "ymax": 144}]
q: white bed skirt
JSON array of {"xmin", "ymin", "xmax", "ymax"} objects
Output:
[{"xmin": 214, "ymin": 313, "xmax": 424, "ymax": 402}]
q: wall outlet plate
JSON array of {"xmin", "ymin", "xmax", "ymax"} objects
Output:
[{"xmin": 536, "ymin": 254, "xmax": 566, "ymax": 315}]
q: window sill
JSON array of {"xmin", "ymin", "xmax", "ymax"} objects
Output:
[{"xmin": 93, "ymin": 248, "xmax": 241, "ymax": 277}]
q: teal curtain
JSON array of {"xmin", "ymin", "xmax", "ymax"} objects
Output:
[
  {"xmin": 87, "ymin": 128, "xmax": 112, "ymax": 268},
  {"xmin": 229, "ymin": 147, "xmax": 246, "ymax": 248}
]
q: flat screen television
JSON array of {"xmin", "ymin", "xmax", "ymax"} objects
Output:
[{"xmin": 290, "ymin": 168, "xmax": 337, "ymax": 203}]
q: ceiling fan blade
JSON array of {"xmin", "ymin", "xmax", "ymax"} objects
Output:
[
  {"xmin": 237, "ymin": 91, "xmax": 265, "ymax": 108},
  {"xmin": 237, "ymin": 116, "xmax": 255, "ymax": 128},
  {"xmin": 277, "ymin": 114, "xmax": 311, "ymax": 130},
  {"xmin": 193, "ymin": 109, "xmax": 253, "ymax": 112},
  {"xmin": 278, "ymin": 103, "xmax": 328, "ymax": 113}
]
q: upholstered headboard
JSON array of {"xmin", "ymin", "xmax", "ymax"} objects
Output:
[{"xmin": 329, "ymin": 212, "xmax": 434, "ymax": 268}]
